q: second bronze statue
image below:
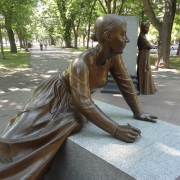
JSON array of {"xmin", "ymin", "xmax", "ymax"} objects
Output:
[{"xmin": 137, "ymin": 22, "xmax": 157, "ymax": 95}]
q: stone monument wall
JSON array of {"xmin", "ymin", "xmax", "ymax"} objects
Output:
[{"xmin": 122, "ymin": 16, "xmax": 138, "ymax": 76}]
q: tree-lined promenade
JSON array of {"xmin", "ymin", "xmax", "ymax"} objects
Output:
[{"xmin": 0, "ymin": 0, "xmax": 180, "ymax": 68}]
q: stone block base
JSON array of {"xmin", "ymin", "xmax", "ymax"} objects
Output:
[{"xmin": 45, "ymin": 100, "xmax": 180, "ymax": 180}]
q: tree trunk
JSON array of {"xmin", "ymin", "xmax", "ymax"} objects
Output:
[
  {"xmin": 143, "ymin": 0, "xmax": 176, "ymax": 68},
  {"xmin": 176, "ymin": 39, "xmax": 180, "ymax": 56},
  {"xmin": 86, "ymin": 0, "xmax": 97, "ymax": 49},
  {"xmin": 19, "ymin": 31, "xmax": 24, "ymax": 48},
  {"xmin": 25, "ymin": 39, "xmax": 28, "ymax": 47},
  {"xmin": 98, "ymin": 0, "xmax": 125, "ymax": 15},
  {"xmin": 0, "ymin": 26, "xmax": 6, "ymax": 59},
  {"xmin": 50, "ymin": 35, "xmax": 55, "ymax": 45},
  {"xmin": 83, "ymin": 32, "xmax": 86, "ymax": 46},
  {"xmin": 64, "ymin": 19, "xmax": 72, "ymax": 48},
  {"xmin": 56, "ymin": 1, "xmax": 72, "ymax": 48},
  {"xmin": 6, "ymin": 28, "xmax": 17, "ymax": 53},
  {"xmin": 16, "ymin": 29, "xmax": 24, "ymax": 48},
  {"xmin": 74, "ymin": 34, "xmax": 78, "ymax": 49},
  {"xmin": 86, "ymin": 24, "xmax": 91, "ymax": 49},
  {"xmin": 5, "ymin": 16, "xmax": 17, "ymax": 53},
  {"xmin": 71, "ymin": 21, "xmax": 78, "ymax": 49},
  {"xmin": 22, "ymin": 37, "xmax": 26, "ymax": 47},
  {"xmin": 156, "ymin": 23, "xmax": 172, "ymax": 68}
]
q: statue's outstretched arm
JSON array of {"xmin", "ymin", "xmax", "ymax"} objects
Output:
[
  {"xmin": 110, "ymin": 55, "xmax": 157, "ymax": 123},
  {"xmin": 69, "ymin": 60, "xmax": 141, "ymax": 142}
]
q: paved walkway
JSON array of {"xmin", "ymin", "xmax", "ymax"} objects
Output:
[{"xmin": 0, "ymin": 43, "xmax": 180, "ymax": 136}]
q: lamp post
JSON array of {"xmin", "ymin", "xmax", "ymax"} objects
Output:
[{"xmin": 0, "ymin": 14, "xmax": 6, "ymax": 59}]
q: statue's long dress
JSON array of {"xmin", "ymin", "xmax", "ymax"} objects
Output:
[
  {"xmin": 0, "ymin": 49, "xmax": 141, "ymax": 180},
  {"xmin": 137, "ymin": 34, "xmax": 156, "ymax": 95}
]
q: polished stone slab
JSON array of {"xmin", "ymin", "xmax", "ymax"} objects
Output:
[
  {"xmin": 45, "ymin": 100, "xmax": 180, "ymax": 180},
  {"xmin": 122, "ymin": 16, "xmax": 138, "ymax": 76}
]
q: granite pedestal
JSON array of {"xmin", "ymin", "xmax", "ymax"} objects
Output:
[{"xmin": 45, "ymin": 100, "xmax": 180, "ymax": 180}]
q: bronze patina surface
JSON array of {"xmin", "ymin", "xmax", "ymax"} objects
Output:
[
  {"xmin": 137, "ymin": 22, "xmax": 157, "ymax": 95},
  {"xmin": 0, "ymin": 15, "xmax": 157, "ymax": 180}
]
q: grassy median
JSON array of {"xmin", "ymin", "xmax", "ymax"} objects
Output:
[
  {"xmin": 0, "ymin": 46, "xmax": 30, "ymax": 70},
  {"xmin": 150, "ymin": 52, "xmax": 180, "ymax": 69}
]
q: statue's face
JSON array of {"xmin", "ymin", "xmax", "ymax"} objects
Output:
[
  {"xmin": 143, "ymin": 25, "xmax": 150, "ymax": 34},
  {"xmin": 109, "ymin": 24, "xmax": 129, "ymax": 55}
]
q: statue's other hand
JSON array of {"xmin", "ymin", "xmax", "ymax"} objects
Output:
[
  {"xmin": 134, "ymin": 114, "xmax": 157, "ymax": 123},
  {"xmin": 114, "ymin": 124, "xmax": 141, "ymax": 143}
]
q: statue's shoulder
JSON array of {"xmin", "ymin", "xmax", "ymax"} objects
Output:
[{"xmin": 71, "ymin": 48, "xmax": 94, "ymax": 69}]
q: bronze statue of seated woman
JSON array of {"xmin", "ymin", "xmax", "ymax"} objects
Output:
[{"xmin": 0, "ymin": 14, "xmax": 157, "ymax": 180}]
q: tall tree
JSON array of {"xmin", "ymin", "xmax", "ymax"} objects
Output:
[
  {"xmin": 0, "ymin": 0, "xmax": 38, "ymax": 53},
  {"xmin": 0, "ymin": 25, "xmax": 6, "ymax": 59},
  {"xmin": 39, "ymin": 0, "xmax": 61, "ymax": 45},
  {"xmin": 4, "ymin": 9, "xmax": 17, "ymax": 53},
  {"xmin": 98, "ymin": 0, "xmax": 125, "ymax": 14},
  {"xmin": 143, "ymin": 0, "xmax": 176, "ymax": 68},
  {"xmin": 70, "ymin": 0, "xmax": 98, "ymax": 49},
  {"xmin": 0, "ymin": 14, "xmax": 6, "ymax": 59},
  {"xmin": 15, "ymin": 5, "xmax": 35, "ymax": 49},
  {"xmin": 56, "ymin": 0, "xmax": 73, "ymax": 48},
  {"xmin": 172, "ymin": 1, "xmax": 180, "ymax": 55},
  {"xmin": 85, "ymin": 0, "xmax": 98, "ymax": 49}
]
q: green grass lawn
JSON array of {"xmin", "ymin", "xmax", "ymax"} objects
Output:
[
  {"xmin": 150, "ymin": 52, "xmax": 180, "ymax": 68},
  {"xmin": 51, "ymin": 45, "xmax": 87, "ymax": 52},
  {"xmin": 67, "ymin": 47, "xmax": 87, "ymax": 52},
  {"xmin": 0, "ymin": 46, "xmax": 30, "ymax": 69}
]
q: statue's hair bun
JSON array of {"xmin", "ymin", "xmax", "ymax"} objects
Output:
[{"xmin": 91, "ymin": 34, "xmax": 98, "ymax": 42}]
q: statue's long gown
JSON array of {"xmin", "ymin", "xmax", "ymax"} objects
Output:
[
  {"xmin": 137, "ymin": 33, "xmax": 156, "ymax": 95},
  {"xmin": 0, "ymin": 48, "xmax": 141, "ymax": 180}
]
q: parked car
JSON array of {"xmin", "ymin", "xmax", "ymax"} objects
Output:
[{"xmin": 171, "ymin": 44, "xmax": 179, "ymax": 50}]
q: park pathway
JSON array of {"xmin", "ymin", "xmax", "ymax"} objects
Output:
[
  {"xmin": 0, "ymin": 43, "xmax": 180, "ymax": 138},
  {"xmin": 0, "ymin": 43, "xmax": 80, "ymax": 94},
  {"xmin": 0, "ymin": 43, "xmax": 81, "ymax": 134}
]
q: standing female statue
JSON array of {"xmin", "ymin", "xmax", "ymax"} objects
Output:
[
  {"xmin": 0, "ymin": 15, "xmax": 157, "ymax": 180},
  {"xmin": 137, "ymin": 22, "xmax": 157, "ymax": 95}
]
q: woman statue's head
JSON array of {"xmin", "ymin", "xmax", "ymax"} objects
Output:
[
  {"xmin": 91, "ymin": 14, "xmax": 126, "ymax": 43},
  {"xmin": 140, "ymin": 22, "xmax": 150, "ymax": 34}
]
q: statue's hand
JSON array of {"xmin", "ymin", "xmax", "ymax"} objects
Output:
[
  {"xmin": 114, "ymin": 124, "xmax": 141, "ymax": 143},
  {"xmin": 134, "ymin": 114, "xmax": 157, "ymax": 123}
]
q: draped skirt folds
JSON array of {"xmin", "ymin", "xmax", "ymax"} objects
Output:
[
  {"xmin": 0, "ymin": 75, "xmax": 81, "ymax": 180},
  {"xmin": 137, "ymin": 49, "xmax": 156, "ymax": 95}
]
